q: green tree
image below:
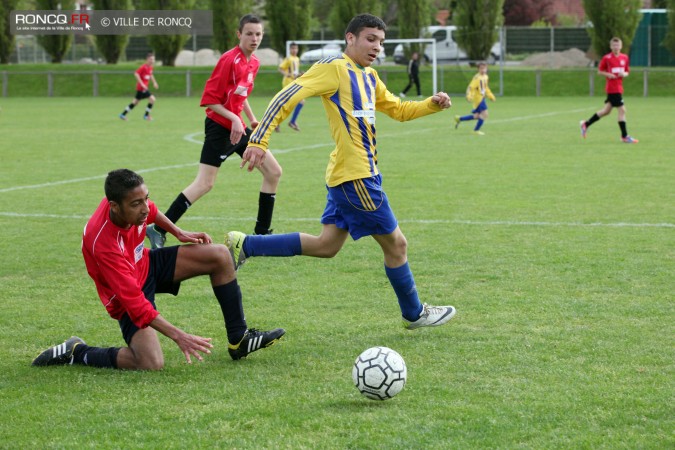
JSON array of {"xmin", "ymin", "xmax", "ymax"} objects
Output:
[
  {"xmin": 0, "ymin": 0, "xmax": 19, "ymax": 64},
  {"xmin": 396, "ymin": 0, "xmax": 430, "ymax": 56},
  {"xmin": 92, "ymin": 0, "xmax": 131, "ymax": 64},
  {"xmin": 329, "ymin": 0, "xmax": 382, "ymax": 38},
  {"xmin": 582, "ymin": 0, "xmax": 641, "ymax": 59},
  {"xmin": 454, "ymin": 0, "xmax": 504, "ymax": 62},
  {"xmin": 265, "ymin": 0, "xmax": 312, "ymax": 54},
  {"xmin": 142, "ymin": 0, "xmax": 194, "ymax": 66},
  {"xmin": 211, "ymin": 0, "xmax": 246, "ymax": 51},
  {"xmin": 664, "ymin": 0, "xmax": 675, "ymax": 56},
  {"xmin": 36, "ymin": 0, "xmax": 74, "ymax": 63}
]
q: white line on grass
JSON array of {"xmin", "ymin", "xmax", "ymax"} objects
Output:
[
  {"xmin": 1, "ymin": 212, "xmax": 672, "ymax": 229},
  {"xmin": 0, "ymin": 107, "xmax": 600, "ymax": 194}
]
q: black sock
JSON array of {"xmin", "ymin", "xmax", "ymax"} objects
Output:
[
  {"xmin": 73, "ymin": 345, "xmax": 120, "ymax": 369},
  {"xmin": 586, "ymin": 113, "xmax": 600, "ymax": 127},
  {"xmin": 122, "ymin": 103, "xmax": 135, "ymax": 115},
  {"xmin": 145, "ymin": 103, "xmax": 154, "ymax": 116},
  {"xmin": 157, "ymin": 192, "xmax": 191, "ymax": 234},
  {"xmin": 214, "ymin": 280, "xmax": 247, "ymax": 345},
  {"xmin": 618, "ymin": 121, "xmax": 627, "ymax": 138},
  {"xmin": 254, "ymin": 192, "xmax": 276, "ymax": 235}
]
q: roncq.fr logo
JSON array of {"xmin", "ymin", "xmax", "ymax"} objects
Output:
[{"xmin": 15, "ymin": 13, "xmax": 91, "ymax": 28}]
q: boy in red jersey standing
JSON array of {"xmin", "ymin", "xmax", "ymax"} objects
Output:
[
  {"xmin": 580, "ymin": 37, "xmax": 638, "ymax": 144},
  {"xmin": 31, "ymin": 169, "xmax": 284, "ymax": 370},
  {"xmin": 147, "ymin": 14, "xmax": 282, "ymax": 248},
  {"xmin": 119, "ymin": 52, "xmax": 158, "ymax": 121}
]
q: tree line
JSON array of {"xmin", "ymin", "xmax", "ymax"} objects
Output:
[{"xmin": 1, "ymin": 0, "xmax": 675, "ymax": 65}]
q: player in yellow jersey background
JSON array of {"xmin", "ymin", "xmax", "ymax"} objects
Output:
[
  {"xmin": 276, "ymin": 42, "xmax": 305, "ymax": 132},
  {"xmin": 454, "ymin": 62, "xmax": 496, "ymax": 135}
]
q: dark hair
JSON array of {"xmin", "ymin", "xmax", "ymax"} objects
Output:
[
  {"xmin": 105, "ymin": 169, "xmax": 144, "ymax": 204},
  {"xmin": 146, "ymin": 51, "xmax": 154, "ymax": 58},
  {"xmin": 239, "ymin": 14, "xmax": 262, "ymax": 33},
  {"xmin": 345, "ymin": 14, "xmax": 386, "ymax": 38}
]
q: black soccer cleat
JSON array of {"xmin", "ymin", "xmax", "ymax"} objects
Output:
[
  {"xmin": 228, "ymin": 328, "xmax": 285, "ymax": 360},
  {"xmin": 32, "ymin": 336, "xmax": 85, "ymax": 366}
]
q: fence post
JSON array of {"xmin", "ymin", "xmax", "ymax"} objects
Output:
[
  {"xmin": 535, "ymin": 70, "xmax": 541, "ymax": 97},
  {"xmin": 93, "ymin": 71, "xmax": 99, "ymax": 97},
  {"xmin": 186, "ymin": 70, "xmax": 191, "ymax": 97},
  {"xmin": 643, "ymin": 69, "xmax": 648, "ymax": 97},
  {"xmin": 48, "ymin": 71, "xmax": 53, "ymax": 97},
  {"xmin": 2, "ymin": 71, "xmax": 7, "ymax": 97},
  {"xmin": 589, "ymin": 69, "xmax": 594, "ymax": 97}
]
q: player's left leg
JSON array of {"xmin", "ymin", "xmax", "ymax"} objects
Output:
[
  {"xmin": 144, "ymin": 94, "xmax": 156, "ymax": 121},
  {"xmin": 174, "ymin": 243, "xmax": 285, "ymax": 357},
  {"xmin": 120, "ymin": 97, "xmax": 139, "ymax": 120},
  {"xmin": 616, "ymin": 104, "xmax": 638, "ymax": 143},
  {"xmin": 372, "ymin": 228, "xmax": 456, "ymax": 329},
  {"xmin": 288, "ymin": 99, "xmax": 304, "ymax": 131},
  {"xmin": 254, "ymin": 151, "xmax": 282, "ymax": 235}
]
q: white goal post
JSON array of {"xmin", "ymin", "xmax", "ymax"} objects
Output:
[{"xmin": 287, "ymin": 38, "xmax": 439, "ymax": 93}]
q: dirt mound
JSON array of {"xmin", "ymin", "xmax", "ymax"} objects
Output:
[{"xmin": 521, "ymin": 48, "xmax": 592, "ymax": 68}]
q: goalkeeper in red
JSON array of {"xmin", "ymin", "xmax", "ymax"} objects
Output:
[
  {"xmin": 226, "ymin": 14, "xmax": 457, "ymax": 330},
  {"xmin": 454, "ymin": 62, "xmax": 495, "ymax": 135},
  {"xmin": 580, "ymin": 37, "xmax": 638, "ymax": 143}
]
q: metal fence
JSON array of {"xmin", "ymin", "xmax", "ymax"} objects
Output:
[
  {"xmin": 3, "ymin": 67, "xmax": 674, "ymax": 98},
  {"xmin": 7, "ymin": 24, "xmax": 675, "ymax": 66}
]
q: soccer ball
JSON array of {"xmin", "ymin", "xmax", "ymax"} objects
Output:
[{"xmin": 352, "ymin": 346, "xmax": 407, "ymax": 400}]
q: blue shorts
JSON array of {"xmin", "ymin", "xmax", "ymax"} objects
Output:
[
  {"xmin": 472, "ymin": 99, "xmax": 488, "ymax": 114},
  {"xmin": 118, "ymin": 246, "xmax": 181, "ymax": 345},
  {"xmin": 321, "ymin": 174, "xmax": 398, "ymax": 240}
]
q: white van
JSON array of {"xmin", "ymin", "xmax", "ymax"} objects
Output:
[{"xmin": 393, "ymin": 26, "xmax": 501, "ymax": 64}]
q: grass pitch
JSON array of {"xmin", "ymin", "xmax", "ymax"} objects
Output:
[{"xmin": 0, "ymin": 96, "xmax": 673, "ymax": 448}]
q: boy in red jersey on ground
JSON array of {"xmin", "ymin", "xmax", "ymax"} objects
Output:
[
  {"xmin": 147, "ymin": 14, "xmax": 282, "ymax": 249},
  {"xmin": 119, "ymin": 52, "xmax": 158, "ymax": 121},
  {"xmin": 31, "ymin": 169, "xmax": 284, "ymax": 370},
  {"xmin": 580, "ymin": 37, "xmax": 638, "ymax": 144}
]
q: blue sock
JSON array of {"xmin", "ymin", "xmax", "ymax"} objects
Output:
[
  {"xmin": 290, "ymin": 103, "xmax": 303, "ymax": 124},
  {"xmin": 384, "ymin": 262, "xmax": 423, "ymax": 321},
  {"xmin": 474, "ymin": 119, "xmax": 484, "ymax": 131},
  {"xmin": 243, "ymin": 233, "xmax": 302, "ymax": 257},
  {"xmin": 460, "ymin": 114, "xmax": 474, "ymax": 121}
]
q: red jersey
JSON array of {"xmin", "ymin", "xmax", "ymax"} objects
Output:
[
  {"xmin": 135, "ymin": 63, "xmax": 153, "ymax": 92},
  {"xmin": 598, "ymin": 51, "xmax": 629, "ymax": 94},
  {"xmin": 200, "ymin": 46, "xmax": 260, "ymax": 130},
  {"xmin": 82, "ymin": 198, "xmax": 159, "ymax": 329}
]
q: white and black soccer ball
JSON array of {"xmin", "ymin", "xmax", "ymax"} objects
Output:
[{"xmin": 352, "ymin": 346, "xmax": 407, "ymax": 400}]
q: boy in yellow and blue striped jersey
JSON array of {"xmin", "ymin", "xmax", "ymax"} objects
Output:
[
  {"xmin": 454, "ymin": 62, "xmax": 496, "ymax": 135},
  {"xmin": 226, "ymin": 14, "xmax": 457, "ymax": 331},
  {"xmin": 277, "ymin": 42, "xmax": 304, "ymax": 131}
]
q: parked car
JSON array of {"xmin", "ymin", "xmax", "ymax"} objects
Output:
[
  {"xmin": 393, "ymin": 26, "xmax": 501, "ymax": 64},
  {"xmin": 300, "ymin": 43, "xmax": 385, "ymax": 64}
]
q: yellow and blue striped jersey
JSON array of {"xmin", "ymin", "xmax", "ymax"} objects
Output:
[
  {"xmin": 251, "ymin": 54, "xmax": 443, "ymax": 187},
  {"xmin": 466, "ymin": 73, "xmax": 495, "ymax": 108},
  {"xmin": 279, "ymin": 55, "xmax": 300, "ymax": 87}
]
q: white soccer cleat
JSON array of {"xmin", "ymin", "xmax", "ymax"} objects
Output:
[{"xmin": 403, "ymin": 304, "xmax": 456, "ymax": 330}]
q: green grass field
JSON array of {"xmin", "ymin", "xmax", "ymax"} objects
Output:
[{"xmin": 0, "ymin": 96, "xmax": 673, "ymax": 448}]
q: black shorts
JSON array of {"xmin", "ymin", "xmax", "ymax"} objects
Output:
[
  {"xmin": 135, "ymin": 90, "xmax": 152, "ymax": 100},
  {"xmin": 118, "ymin": 246, "xmax": 181, "ymax": 345},
  {"xmin": 605, "ymin": 93, "xmax": 624, "ymax": 107},
  {"xmin": 200, "ymin": 117, "xmax": 252, "ymax": 167}
]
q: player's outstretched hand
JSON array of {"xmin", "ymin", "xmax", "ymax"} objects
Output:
[
  {"xmin": 432, "ymin": 92, "xmax": 452, "ymax": 109},
  {"xmin": 176, "ymin": 230, "xmax": 212, "ymax": 245},
  {"xmin": 175, "ymin": 331, "xmax": 213, "ymax": 364},
  {"xmin": 241, "ymin": 146, "xmax": 267, "ymax": 172}
]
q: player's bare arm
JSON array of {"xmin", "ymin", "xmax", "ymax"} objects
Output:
[
  {"xmin": 154, "ymin": 211, "xmax": 212, "ymax": 244},
  {"xmin": 204, "ymin": 103, "xmax": 245, "ymax": 144},
  {"xmin": 149, "ymin": 314, "xmax": 213, "ymax": 363},
  {"xmin": 243, "ymin": 99, "xmax": 258, "ymax": 129}
]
